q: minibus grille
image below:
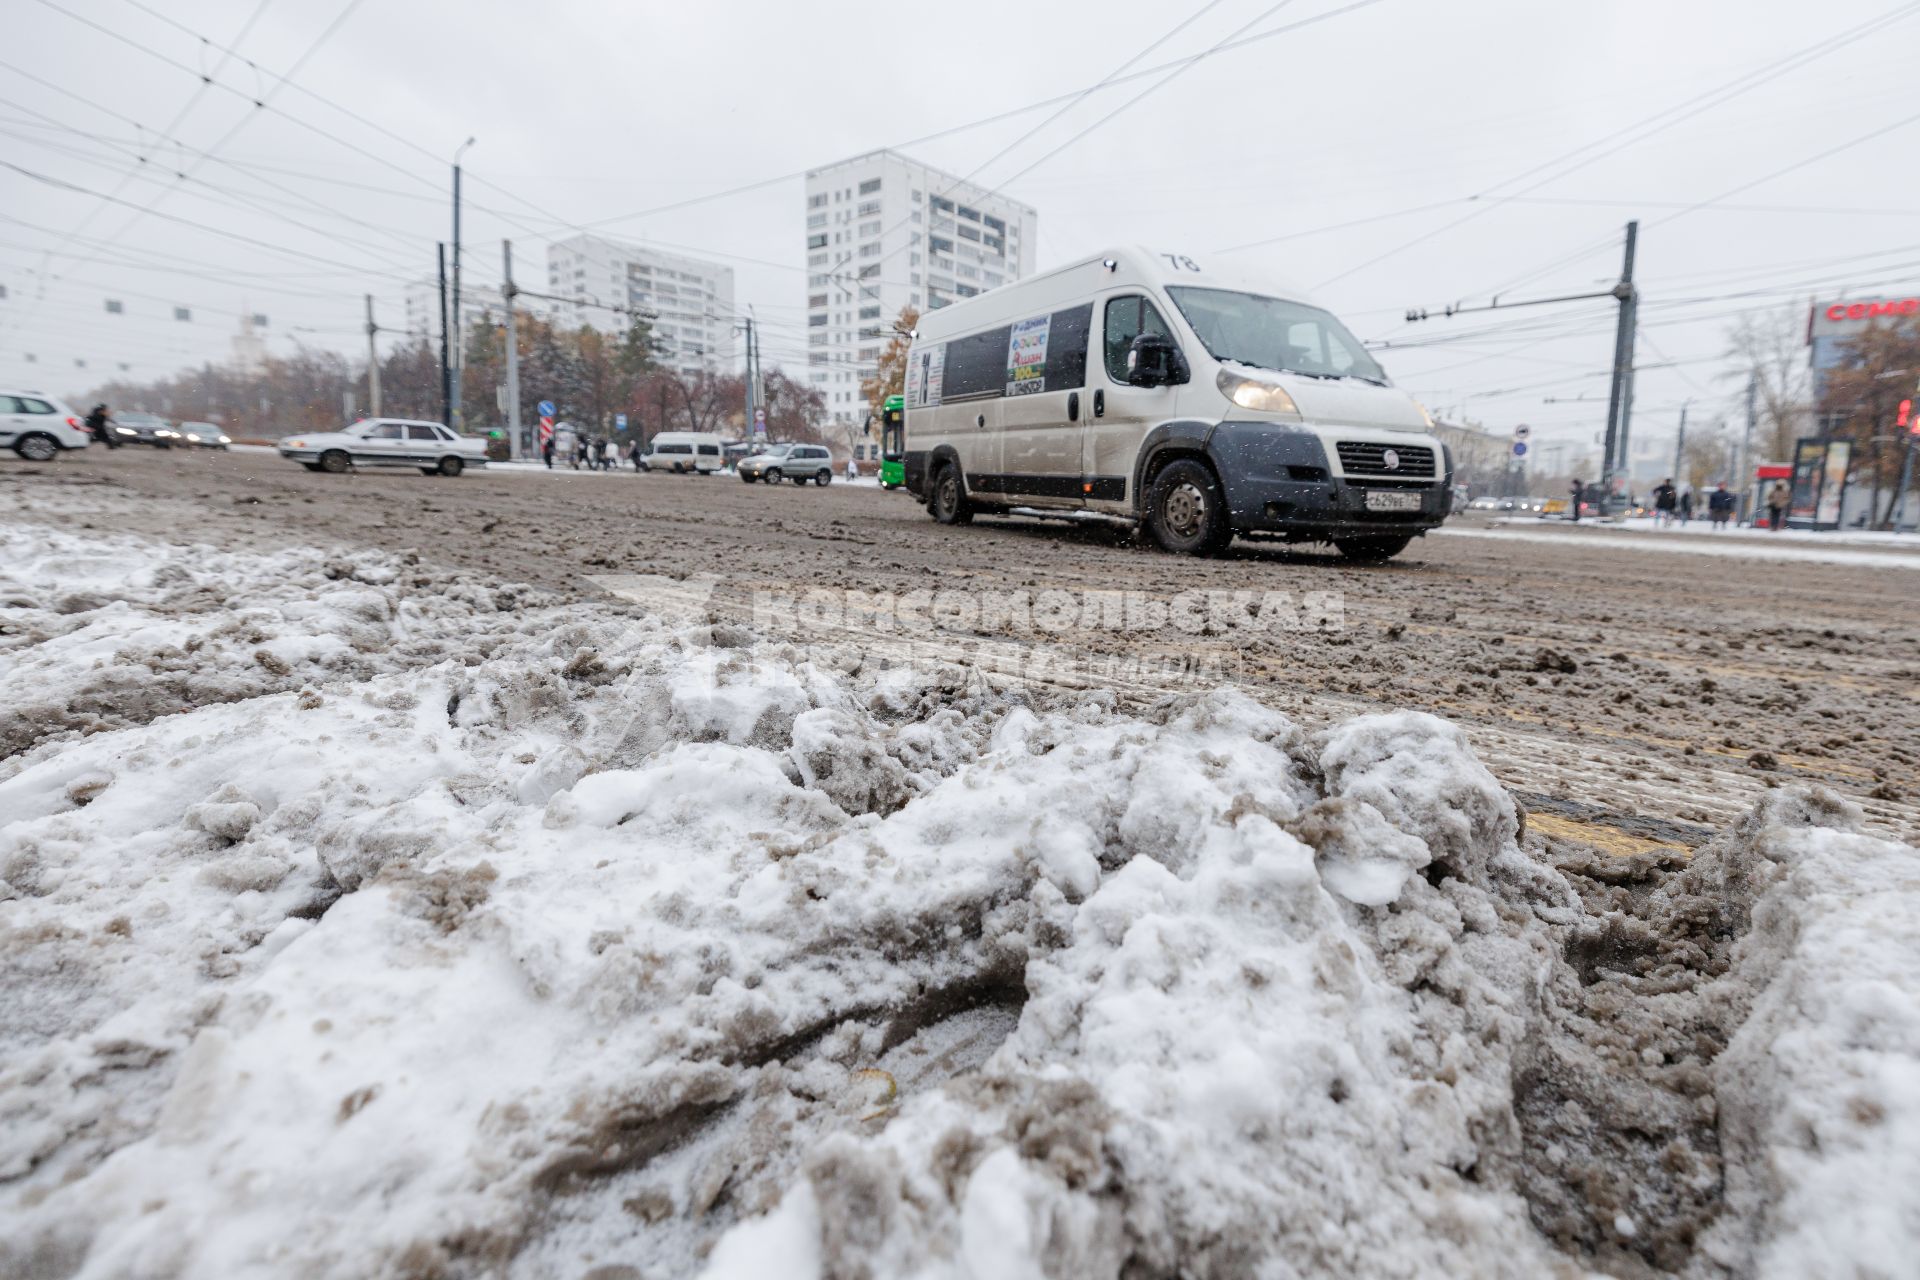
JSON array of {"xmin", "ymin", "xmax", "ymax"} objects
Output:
[{"xmin": 1336, "ymin": 442, "xmax": 1436, "ymax": 478}]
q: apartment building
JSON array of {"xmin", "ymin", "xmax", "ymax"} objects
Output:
[
  {"xmin": 545, "ymin": 234, "xmax": 736, "ymax": 377},
  {"xmin": 802, "ymin": 150, "xmax": 1038, "ymax": 430}
]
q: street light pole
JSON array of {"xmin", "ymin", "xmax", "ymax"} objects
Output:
[{"xmin": 449, "ymin": 136, "xmax": 476, "ymax": 433}]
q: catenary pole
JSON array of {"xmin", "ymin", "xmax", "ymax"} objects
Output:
[
  {"xmin": 364, "ymin": 294, "xmax": 381, "ymax": 416},
  {"xmin": 1671, "ymin": 401, "xmax": 1688, "ymax": 486},
  {"xmin": 503, "ymin": 239, "xmax": 521, "ymax": 462},
  {"xmin": 1599, "ymin": 220, "xmax": 1639, "ymax": 513}
]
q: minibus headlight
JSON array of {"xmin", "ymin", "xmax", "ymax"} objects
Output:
[
  {"xmin": 1217, "ymin": 369, "xmax": 1300, "ymax": 416},
  {"xmin": 1412, "ymin": 399, "xmax": 1437, "ymax": 430}
]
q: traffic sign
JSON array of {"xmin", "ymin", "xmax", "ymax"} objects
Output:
[
  {"xmin": 537, "ymin": 399, "xmax": 555, "ymax": 418},
  {"xmin": 1513, "ymin": 424, "xmax": 1531, "ymax": 440},
  {"xmin": 615, "ymin": 413, "xmax": 628, "ymax": 430},
  {"xmin": 1512, "ymin": 441, "xmax": 1529, "ymax": 458}
]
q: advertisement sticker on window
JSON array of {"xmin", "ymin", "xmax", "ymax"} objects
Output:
[{"xmin": 1005, "ymin": 315, "xmax": 1050, "ymax": 396}]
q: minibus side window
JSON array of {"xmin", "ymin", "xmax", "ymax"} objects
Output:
[{"xmin": 1103, "ymin": 296, "xmax": 1173, "ymax": 383}]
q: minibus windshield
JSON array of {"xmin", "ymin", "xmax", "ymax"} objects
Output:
[{"xmin": 1166, "ymin": 287, "xmax": 1388, "ymax": 385}]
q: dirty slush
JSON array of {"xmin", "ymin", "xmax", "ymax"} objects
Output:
[{"xmin": 1, "ymin": 469, "xmax": 1916, "ymax": 1279}]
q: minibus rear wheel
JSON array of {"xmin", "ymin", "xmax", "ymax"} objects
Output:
[
  {"xmin": 929, "ymin": 462, "xmax": 974, "ymax": 525},
  {"xmin": 1146, "ymin": 458, "xmax": 1229, "ymax": 554},
  {"xmin": 1332, "ymin": 535, "xmax": 1411, "ymax": 562}
]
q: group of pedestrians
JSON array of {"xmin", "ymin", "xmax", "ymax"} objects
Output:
[
  {"xmin": 540, "ymin": 426, "xmax": 634, "ymax": 472},
  {"xmin": 1569, "ymin": 475, "xmax": 1789, "ymax": 530},
  {"xmin": 1650, "ymin": 477, "xmax": 1760, "ymax": 530}
]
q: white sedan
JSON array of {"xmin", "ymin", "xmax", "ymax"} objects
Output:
[{"xmin": 278, "ymin": 418, "xmax": 488, "ymax": 477}]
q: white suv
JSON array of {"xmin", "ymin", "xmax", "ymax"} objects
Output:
[{"xmin": 1, "ymin": 390, "xmax": 91, "ymax": 461}]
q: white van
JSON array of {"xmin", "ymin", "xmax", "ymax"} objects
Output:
[
  {"xmin": 644, "ymin": 432, "xmax": 724, "ymax": 474},
  {"xmin": 903, "ymin": 246, "xmax": 1452, "ymax": 559}
]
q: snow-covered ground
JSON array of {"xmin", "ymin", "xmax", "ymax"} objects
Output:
[
  {"xmin": 1440, "ymin": 523, "xmax": 1920, "ymax": 570},
  {"xmin": 2, "ymin": 516, "xmax": 1916, "ymax": 1279}
]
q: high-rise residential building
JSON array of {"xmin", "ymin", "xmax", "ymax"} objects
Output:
[
  {"xmin": 802, "ymin": 150, "xmax": 1039, "ymax": 429},
  {"xmin": 403, "ymin": 281, "xmax": 535, "ymax": 346},
  {"xmin": 544, "ymin": 235, "xmax": 736, "ymax": 377}
]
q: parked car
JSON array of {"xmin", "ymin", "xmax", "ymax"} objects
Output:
[
  {"xmin": 277, "ymin": 418, "xmax": 489, "ymax": 476},
  {"xmin": 739, "ymin": 442, "xmax": 835, "ymax": 485},
  {"xmin": 1, "ymin": 389, "xmax": 91, "ymax": 461},
  {"xmin": 111, "ymin": 410, "xmax": 181, "ymax": 447},
  {"xmin": 643, "ymin": 431, "xmax": 725, "ymax": 473},
  {"xmin": 177, "ymin": 421, "xmax": 231, "ymax": 449}
]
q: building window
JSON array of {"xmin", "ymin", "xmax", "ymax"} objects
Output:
[
  {"xmin": 857, "ymin": 200, "xmax": 881, "ymax": 217},
  {"xmin": 930, "ymin": 195, "xmax": 954, "ymax": 215},
  {"xmin": 859, "ymin": 305, "xmax": 881, "ymax": 320},
  {"xmin": 957, "ymin": 224, "xmax": 981, "ymax": 242},
  {"xmin": 808, "ymin": 193, "xmax": 827, "ymax": 209},
  {"xmin": 808, "ymin": 253, "xmax": 828, "ymax": 267},
  {"xmin": 809, "ymin": 293, "xmax": 828, "ymax": 308},
  {"xmin": 809, "ymin": 351, "xmax": 828, "ymax": 365},
  {"xmin": 807, "ymin": 212, "xmax": 827, "ymax": 229},
  {"xmin": 858, "ymin": 243, "xmax": 881, "ymax": 259},
  {"xmin": 858, "ymin": 264, "xmax": 880, "ymax": 278},
  {"xmin": 809, "ymin": 314, "xmax": 828, "ymax": 327},
  {"xmin": 984, "ymin": 235, "xmax": 1004, "ymax": 255},
  {"xmin": 858, "ymin": 177, "xmax": 881, "ymax": 195},
  {"xmin": 984, "ymin": 214, "xmax": 1006, "ymax": 235},
  {"xmin": 808, "ymin": 273, "xmax": 830, "ymax": 286},
  {"xmin": 911, "ymin": 189, "xmax": 922, "ymax": 202},
  {"xmin": 859, "ymin": 346, "xmax": 879, "ymax": 360},
  {"xmin": 929, "ymin": 236, "xmax": 952, "ymax": 255},
  {"xmin": 957, "ymin": 205, "xmax": 980, "ymax": 221},
  {"xmin": 859, "ymin": 220, "xmax": 881, "ymax": 237},
  {"xmin": 807, "ymin": 233, "xmax": 827, "ymax": 250},
  {"xmin": 956, "ymin": 284, "xmax": 978, "ymax": 298}
]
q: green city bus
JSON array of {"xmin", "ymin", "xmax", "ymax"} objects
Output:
[{"xmin": 875, "ymin": 394, "xmax": 905, "ymax": 489}]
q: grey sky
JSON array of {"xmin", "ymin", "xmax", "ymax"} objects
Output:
[{"xmin": 6, "ymin": 0, "xmax": 1919, "ymax": 461}]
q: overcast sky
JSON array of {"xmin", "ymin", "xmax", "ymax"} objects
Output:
[{"xmin": 6, "ymin": 0, "xmax": 1919, "ymax": 460}]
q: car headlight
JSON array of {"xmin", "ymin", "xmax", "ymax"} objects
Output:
[
  {"xmin": 1216, "ymin": 368, "xmax": 1300, "ymax": 417},
  {"xmin": 219, "ymin": 435, "xmax": 231, "ymax": 444},
  {"xmin": 1411, "ymin": 400, "xmax": 1436, "ymax": 430},
  {"xmin": 287, "ymin": 439, "xmax": 304, "ymax": 448}
]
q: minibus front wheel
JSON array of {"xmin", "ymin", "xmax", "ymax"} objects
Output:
[
  {"xmin": 1145, "ymin": 457, "xmax": 1229, "ymax": 554},
  {"xmin": 1332, "ymin": 534, "xmax": 1412, "ymax": 562}
]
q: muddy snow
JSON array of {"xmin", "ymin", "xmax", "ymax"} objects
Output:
[{"xmin": 2, "ymin": 512, "xmax": 1917, "ymax": 1280}]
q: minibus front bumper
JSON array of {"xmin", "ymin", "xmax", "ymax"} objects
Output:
[{"xmin": 1207, "ymin": 421, "xmax": 1451, "ymax": 536}]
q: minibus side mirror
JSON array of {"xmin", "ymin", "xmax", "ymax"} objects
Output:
[
  {"xmin": 862, "ymin": 413, "xmax": 873, "ymax": 437},
  {"xmin": 1127, "ymin": 333, "xmax": 1189, "ymax": 388}
]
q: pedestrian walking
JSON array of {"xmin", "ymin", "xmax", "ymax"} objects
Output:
[
  {"xmin": 542, "ymin": 433, "xmax": 555, "ymax": 468},
  {"xmin": 1708, "ymin": 482, "xmax": 1735, "ymax": 529},
  {"xmin": 1766, "ymin": 480, "xmax": 1791, "ymax": 531},
  {"xmin": 1568, "ymin": 478, "xmax": 1582, "ymax": 523},
  {"xmin": 627, "ymin": 438, "xmax": 645, "ymax": 471},
  {"xmin": 592, "ymin": 436, "xmax": 609, "ymax": 471},
  {"xmin": 846, "ymin": 457, "xmax": 858, "ymax": 482},
  {"xmin": 85, "ymin": 403, "xmax": 120, "ymax": 449},
  {"xmin": 1652, "ymin": 477, "xmax": 1678, "ymax": 526},
  {"xmin": 1678, "ymin": 488, "xmax": 1694, "ymax": 524}
]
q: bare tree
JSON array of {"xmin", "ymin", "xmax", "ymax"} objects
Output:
[
  {"xmin": 859, "ymin": 305, "xmax": 919, "ymax": 423},
  {"xmin": 1721, "ymin": 305, "xmax": 1811, "ymax": 464},
  {"xmin": 1815, "ymin": 316, "xmax": 1920, "ymax": 527}
]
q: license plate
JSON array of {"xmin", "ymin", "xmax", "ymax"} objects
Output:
[{"xmin": 1364, "ymin": 490, "xmax": 1423, "ymax": 512}]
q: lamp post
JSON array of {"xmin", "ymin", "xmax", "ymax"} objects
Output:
[{"xmin": 449, "ymin": 136, "xmax": 476, "ymax": 431}]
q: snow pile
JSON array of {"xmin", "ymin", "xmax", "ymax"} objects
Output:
[
  {"xmin": 2, "ymin": 521, "xmax": 1916, "ymax": 1280},
  {"xmin": 0, "ymin": 523, "xmax": 557, "ymax": 757}
]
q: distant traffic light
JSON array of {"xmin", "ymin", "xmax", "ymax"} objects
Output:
[{"xmin": 1899, "ymin": 398, "xmax": 1913, "ymax": 432}]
